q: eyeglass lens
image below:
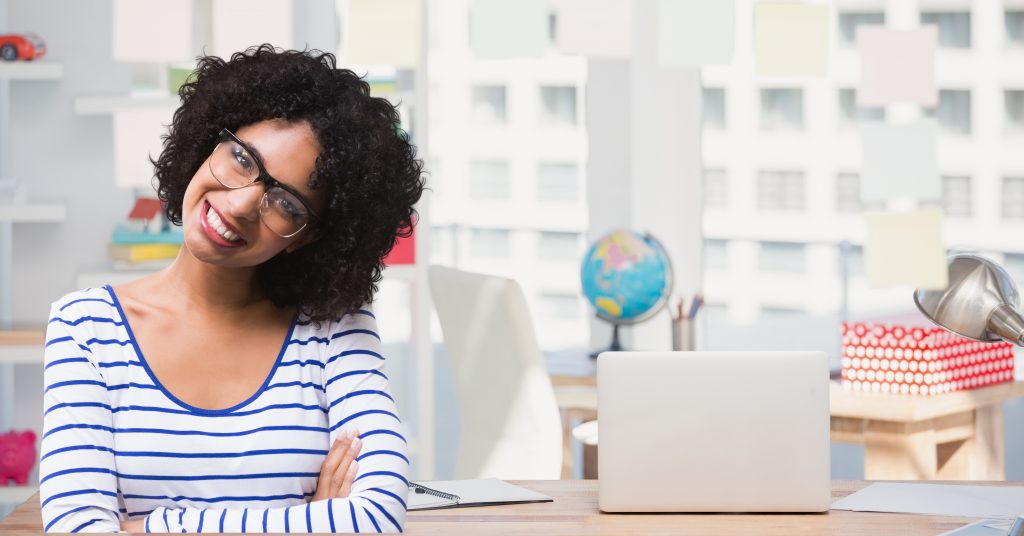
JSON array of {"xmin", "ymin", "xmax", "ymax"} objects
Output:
[{"xmin": 209, "ymin": 140, "xmax": 311, "ymax": 237}]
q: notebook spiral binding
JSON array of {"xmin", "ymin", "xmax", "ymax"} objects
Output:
[{"xmin": 411, "ymin": 482, "xmax": 460, "ymax": 503}]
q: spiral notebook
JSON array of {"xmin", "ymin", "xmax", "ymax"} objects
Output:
[{"xmin": 407, "ymin": 479, "xmax": 553, "ymax": 511}]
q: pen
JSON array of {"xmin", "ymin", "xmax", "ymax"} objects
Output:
[{"xmin": 687, "ymin": 293, "xmax": 703, "ymax": 320}]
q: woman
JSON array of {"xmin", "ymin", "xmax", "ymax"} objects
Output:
[{"xmin": 39, "ymin": 45, "xmax": 423, "ymax": 533}]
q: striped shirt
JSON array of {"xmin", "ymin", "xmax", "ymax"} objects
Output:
[{"xmin": 39, "ymin": 285, "xmax": 409, "ymax": 533}]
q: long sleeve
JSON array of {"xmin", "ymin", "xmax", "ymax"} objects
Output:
[
  {"xmin": 152, "ymin": 307, "xmax": 410, "ymax": 533},
  {"xmin": 39, "ymin": 303, "xmax": 124, "ymax": 533}
]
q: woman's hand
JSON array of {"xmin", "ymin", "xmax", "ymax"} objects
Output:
[
  {"xmin": 312, "ymin": 428, "xmax": 362, "ymax": 502},
  {"xmin": 120, "ymin": 517, "xmax": 147, "ymax": 533}
]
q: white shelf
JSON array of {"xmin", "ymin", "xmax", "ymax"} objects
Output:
[
  {"xmin": 0, "ymin": 485, "xmax": 36, "ymax": 504},
  {"xmin": 0, "ymin": 62, "xmax": 62, "ymax": 80},
  {"xmin": 0, "ymin": 344, "xmax": 41, "ymax": 365},
  {"xmin": 0, "ymin": 202, "xmax": 66, "ymax": 223},
  {"xmin": 74, "ymin": 95, "xmax": 179, "ymax": 115}
]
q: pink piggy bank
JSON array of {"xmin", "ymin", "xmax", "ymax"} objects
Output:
[{"xmin": 0, "ymin": 429, "xmax": 37, "ymax": 485}]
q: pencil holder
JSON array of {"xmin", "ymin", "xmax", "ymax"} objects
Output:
[{"xmin": 671, "ymin": 318, "xmax": 696, "ymax": 351}]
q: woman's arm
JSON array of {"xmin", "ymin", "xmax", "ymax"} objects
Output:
[
  {"xmin": 39, "ymin": 302, "xmax": 125, "ymax": 533},
  {"xmin": 149, "ymin": 308, "xmax": 410, "ymax": 533}
]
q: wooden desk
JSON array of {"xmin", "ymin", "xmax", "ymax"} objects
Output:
[
  {"xmin": 549, "ymin": 357, "xmax": 1024, "ymax": 481},
  {"xmin": 0, "ymin": 481, "xmax": 990, "ymax": 534}
]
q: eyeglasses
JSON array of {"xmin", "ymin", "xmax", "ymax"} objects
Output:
[{"xmin": 207, "ymin": 128, "xmax": 320, "ymax": 238}]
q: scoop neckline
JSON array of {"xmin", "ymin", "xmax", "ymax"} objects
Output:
[{"xmin": 104, "ymin": 284, "xmax": 299, "ymax": 416}]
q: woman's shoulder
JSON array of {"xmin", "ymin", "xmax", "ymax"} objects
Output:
[
  {"xmin": 293, "ymin": 305, "xmax": 378, "ymax": 336},
  {"xmin": 49, "ymin": 286, "xmax": 118, "ymax": 318}
]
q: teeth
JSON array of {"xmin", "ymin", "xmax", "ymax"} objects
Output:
[{"xmin": 205, "ymin": 206, "xmax": 241, "ymax": 243}]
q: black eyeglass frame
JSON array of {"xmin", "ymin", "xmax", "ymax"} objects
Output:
[{"xmin": 211, "ymin": 128, "xmax": 321, "ymax": 237}]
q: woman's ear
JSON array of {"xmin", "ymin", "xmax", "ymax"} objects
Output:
[{"xmin": 285, "ymin": 229, "xmax": 320, "ymax": 254}]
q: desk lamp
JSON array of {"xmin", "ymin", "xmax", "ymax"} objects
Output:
[{"xmin": 913, "ymin": 253, "xmax": 1024, "ymax": 346}]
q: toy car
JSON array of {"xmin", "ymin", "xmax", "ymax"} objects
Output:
[{"xmin": 0, "ymin": 33, "xmax": 46, "ymax": 61}]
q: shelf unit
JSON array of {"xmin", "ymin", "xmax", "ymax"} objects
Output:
[
  {"xmin": 0, "ymin": 62, "xmax": 62, "ymax": 80},
  {"xmin": 0, "ymin": 485, "xmax": 35, "ymax": 504}
]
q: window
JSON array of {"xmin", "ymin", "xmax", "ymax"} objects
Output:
[
  {"xmin": 836, "ymin": 173, "xmax": 860, "ymax": 213},
  {"xmin": 920, "ymin": 11, "xmax": 971, "ymax": 49},
  {"xmin": 540, "ymin": 292, "xmax": 581, "ymax": 320},
  {"xmin": 760, "ymin": 89, "xmax": 803, "ymax": 131},
  {"xmin": 469, "ymin": 160, "xmax": 510, "ymax": 200},
  {"xmin": 1008, "ymin": 11, "xmax": 1024, "ymax": 46},
  {"xmin": 1007, "ymin": 90, "xmax": 1024, "ymax": 132},
  {"xmin": 469, "ymin": 228, "xmax": 511, "ymax": 258},
  {"xmin": 837, "ymin": 11, "xmax": 885, "ymax": 47},
  {"xmin": 942, "ymin": 176, "xmax": 972, "ymax": 217},
  {"xmin": 838, "ymin": 89, "xmax": 884, "ymax": 126},
  {"xmin": 705, "ymin": 239, "xmax": 728, "ymax": 270},
  {"xmin": 702, "ymin": 87, "xmax": 725, "ymax": 129},
  {"xmin": 757, "ymin": 170, "xmax": 804, "ymax": 211},
  {"xmin": 539, "ymin": 86, "xmax": 577, "ymax": 126},
  {"xmin": 537, "ymin": 231, "xmax": 581, "ymax": 261},
  {"xmin": 1004, "ymin": 177, "xmax": 1024, "ymax": 220},
  {"xmin": 472, "ymin": 85, "xmax": 507, "ymax": 125},
  {"xmin": 704, "ymin": 169, "xmax": 728, "ymax": 208},
  {"xmin": 537, "ymin": 162, "xmax": 578, "ymax": 202},
  {"xmin": 759, "ymin": 241, "xmax": 806, "ymax": 273},
  {"xmin": 925, "ymin": 90, "xmax": 971, "ymax": 135}
]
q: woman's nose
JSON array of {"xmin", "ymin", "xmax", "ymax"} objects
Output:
[{"xmin": 226, "ymin": 183, "xmax": 264, "ymax": 222}]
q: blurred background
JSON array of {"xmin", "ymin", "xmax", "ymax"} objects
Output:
[{"xmin": 5, "ymin": 0, "xmax": 1024, "ymax": 520}]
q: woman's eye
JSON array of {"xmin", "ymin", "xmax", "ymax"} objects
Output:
[
  {"xmin": 230, "ymin": 146, "xmax": 254, "ymax": 172},
  {"xmin": 274, "ymin": 196, "xmax": 301, "ymax": 217}
]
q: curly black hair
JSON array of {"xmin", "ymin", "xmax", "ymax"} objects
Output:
[{"xmin": 152, "ymin": 44, "xmax": 425, "ymax": 323}]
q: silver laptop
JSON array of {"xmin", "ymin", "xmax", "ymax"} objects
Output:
[{"xmin": 597, "ymin": 351, "xmax": 831, "ymax": 513}]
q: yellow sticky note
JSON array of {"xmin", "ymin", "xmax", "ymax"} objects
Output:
[
  {"xmin": 865, "ymin": 209, "xmax": 948, "ymax": 290},
  {"xmin": 345, "ymin": 0, "xmax": 422, "ymax": 68},
  {"xmin": 754, "ymin": 3, "xmax": 829, "ymax": 76}
]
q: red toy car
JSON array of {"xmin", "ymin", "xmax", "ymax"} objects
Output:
[{"xmin": 0, "ymin": 33, "xmax": 46, "ymax": 61}]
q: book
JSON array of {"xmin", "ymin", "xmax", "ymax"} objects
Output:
[
  {"xmin": 108, "ymin": 243, "xmax": 180, "ymax": 263},
  {"xmin": 111, "ymin": 224, "xmax": 184, "ymax": 245},
  {"xmin": 407, "ymin": 479, "xmax": 553, "ymax": 511}
]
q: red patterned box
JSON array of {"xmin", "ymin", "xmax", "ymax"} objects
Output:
[{"xmin": 841, "ymin": 322, "xmax": 1016, "ymax": 396}]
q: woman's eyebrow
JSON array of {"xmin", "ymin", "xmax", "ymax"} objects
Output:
[{"xmin": 236, "ymin": 137, "xmax": 268, "ymax": 168}]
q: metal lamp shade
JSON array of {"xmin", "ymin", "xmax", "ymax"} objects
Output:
[{"xmin": 913, "ymin": 254, "xmax": 1024, "ymax": 346}]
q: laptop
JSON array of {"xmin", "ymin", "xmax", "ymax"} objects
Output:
[{"xmin": 597, "ymin": 351, "xmax": 831, "ymax": 513}]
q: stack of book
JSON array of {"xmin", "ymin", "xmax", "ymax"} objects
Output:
[{"xmin": 108, "ymin": 198, "xmax": 183, "ymax": 271}]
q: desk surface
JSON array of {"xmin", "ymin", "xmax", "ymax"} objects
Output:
[{"xmin": 0, "ymin": 480, "xmax": 991, "ymax": 534}]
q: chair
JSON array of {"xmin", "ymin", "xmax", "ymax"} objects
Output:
[{"xmin": 428, "ymin": 265, "xmax": 562, "ymax": 479}]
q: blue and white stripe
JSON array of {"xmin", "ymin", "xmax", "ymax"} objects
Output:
[{"xmin": 40, "ymin": 286, "xmax": 408, "ymax": 533}]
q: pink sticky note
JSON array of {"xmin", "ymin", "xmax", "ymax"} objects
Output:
[{"xmin": 857, "ymin": 26, "xmax": 938, "ymax": 107}]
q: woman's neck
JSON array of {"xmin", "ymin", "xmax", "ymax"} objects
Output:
[{"xmin": 157, "ymin": 246, "xmax": 267, "ymax": 316}]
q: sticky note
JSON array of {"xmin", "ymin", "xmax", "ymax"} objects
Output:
[
  {"xmin": 657, "ymin": 0, "xmax": 734, "ymax": 66},
  {"xmin": 345, "ymin": 0, "xmax": 422, "ymax": 67},
  {"xmin": 865, "ymin": 208, "xmax": 948, "ymax": 290},
  {"xmin": 554, "ymin": 0, "xmax": 635, "ymax": 58},
  {"xmin": 212, "ymin": 0, "xmax": 294, "ymax": 59},
  {"xmin": 470, "ymin": 0, "xmax": 549, "ymax": 59},
  {"xmin": 113, "ymin": 108, "xmax": 175, "ymax": 189},
  {"xmin": 857, "ymin": 26, "xmax": 938, "ymax": 107},
  {"xmin": 860, "ymin": 120, "xmax": 940, "ymax": 202},
  {"xmin": 754, "ymin": 3, "xmax": 829, "ymax": 76},
  {"xmin": 113, "ymin": 0, "xmax": 193, "ymax": 63}
]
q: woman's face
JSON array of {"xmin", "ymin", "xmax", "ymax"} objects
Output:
[{"xmin": 181, "ymin": 119, "xmax": 325, "ymax": 268}]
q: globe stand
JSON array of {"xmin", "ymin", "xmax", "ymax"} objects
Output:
[{"xmin": 590, "ymin": 323, "xmax": 624, "ymax": 359}]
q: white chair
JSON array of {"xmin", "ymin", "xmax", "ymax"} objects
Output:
[{"xmin": 428, "ymin": 265, "xmax": 563, "ymax": 479}]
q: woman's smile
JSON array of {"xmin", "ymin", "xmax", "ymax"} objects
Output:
[{"xmin": 199, "ymin": 199, "xmax": 247, "ymax": 247}]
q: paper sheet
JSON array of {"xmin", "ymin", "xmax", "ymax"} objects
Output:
[
  {"xmin": 113, "ymin": 108, "xmax": 175, "ymax": 189},
  {"xmin": 860, "ymin": 120, "xmax": 940, "ymax": 202},
  {"xmin": 554, "ymin": 0, "xmax": 635, "ymax": 58},
  {"xmin": 112, "ymin": 0, "xmax": 193, "ymax": 63},
  {"xmin": 470, "ymin": 0, "xmax": 549, "ymax": 59},
  {"xmin": 754, "ymin": 3, "xmax": 829, "ymax": 76},
  {"xmin": 864, "ymin": 208, "xmax": 948, "ymax": 290},
  {"xmin": 345, "ymin": 0, "xmax": 422, "ymax": 67},
  {"xmin": 833, "ymin": 483, "xmax": 1024, "ymax": 520},
  {"xmin": 857, "ymin": 26, "xmax": 939, "ymax": 107},
  {"xmin": 212, "ymin": 0, "xmax": 294, "ymax": 59},
  {"xmin": 656, "ymin": 0, "xmax": 734, "ymax": 66}
]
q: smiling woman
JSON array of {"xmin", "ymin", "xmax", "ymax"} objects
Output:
[{"xmin": 37, "ymin": 45, "xmax": 424, "ymax": 533}]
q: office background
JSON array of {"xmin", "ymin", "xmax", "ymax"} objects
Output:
[{"xmin": 4, "ymin": 0, "xmax": 1024, "ymax": 520}]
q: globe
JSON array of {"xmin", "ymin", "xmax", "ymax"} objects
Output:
[{"xmin": 580, "ymin": 229, "xmax": 673, "ymax": 355}]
